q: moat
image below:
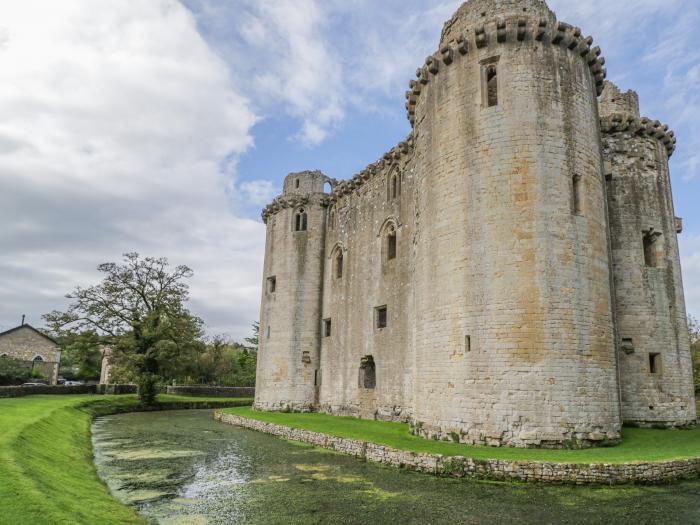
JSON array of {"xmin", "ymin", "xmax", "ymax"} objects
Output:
[{"xmin": 92, "ymin": 410, "xmax": 700, "ymax": 524}]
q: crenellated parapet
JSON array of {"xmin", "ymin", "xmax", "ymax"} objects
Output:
[
  {"xmin": 405, "ymin": 18, "xmax": 606, "ymax": 126},
  {"xmin": 261, "ymin": 194, "xmax": 330, "ymax": 223},
  {"xmin": 328, "ymin": 133, "xmax": 415, "ymax": 203},
  {"xmin": 600, "ymin": 114, "xmax": 677, "ymax": 158}
]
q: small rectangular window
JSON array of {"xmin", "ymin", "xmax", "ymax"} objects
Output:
[
  {"xmin": 649, "ymin": 353, "xmax": 661, "ymax": 374},
  {"xmin": 323, "ymin": 318, "xmax": 332, "ymax": 337},
  {"xmin": 572, "ymin": 174, "xmax": 583, "ymax": 215},
  {"xmin": 314, "ymin": 369, "xmax": 321, "ymax": 386},
  {"xmin": 465, "ymin": 335, "xmax": 471, "ymax": 352},
  {"xmin": 375, "ymin": 306, "xmax": 388, "ymax": 329},
  {"xmin": 267, "ymin": 276, "xmax": 276, "ymax": 293},
  {"xmin": 387, "ymin": 234, "xmax": 397, "ymax": 260},
  {"xmin": 266, "ymin": 325, "xmax": 271, "ymax": 339}
]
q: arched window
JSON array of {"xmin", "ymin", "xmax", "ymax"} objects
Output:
[
  {"xmin": 359, "ymin": 355, "xmax": 376, "ymax": 389},
  {"xmin": 294, "ymin": 208, "xmax": 308, "ymax": 232},
  {"xmin": 391, "ymin": 174, "xmax": 398, "ymax": 199},
  {"xmin": 31, "ymin": 355, "xmax": 43, "ymax": 373},
  {"xmin": 486, "ymin": 65, "xmax": 498, "ymax": 107},
  {"xmin": 334, "ymin": 249, "xmax": 344, "ymax": 279},
  {"xmin": 386, "ymin": 225, "xmax": 397, "ymax": 261}
]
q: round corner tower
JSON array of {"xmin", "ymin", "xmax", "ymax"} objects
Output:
[
  {"xmin": 254, "ymin": 170, "xmax": 330, "ymax": 412},
  {"xmin": 600, "ymin": 80, "xmax": 697, "ymax": 428},
  {"xmin": 408, "ymin": 0, "xmax": 621, "ymax": 446}
]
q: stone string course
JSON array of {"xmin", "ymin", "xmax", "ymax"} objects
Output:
[{"xmin": 215, "ymin": 411, "xmax": 700, "ymax": 485}]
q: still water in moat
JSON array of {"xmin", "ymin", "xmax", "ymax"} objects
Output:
[{"xmin": 92, "ymin": 410, "xmax": 700, "ymax": 525}]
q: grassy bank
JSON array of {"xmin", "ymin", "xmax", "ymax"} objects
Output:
[
  {"xmin": 221, "ymin": 407, "xmax": 700, "ymax": 464},
  {"xmin": 0, "ymin": 394, "xmax": 252, "ymax": 525}
]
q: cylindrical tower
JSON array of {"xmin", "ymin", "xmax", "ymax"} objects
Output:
[
  {"xmin": 254, "ymin": 170, "xmax": 329, "ymax": 412},
  {"xmin": 600, "ymin": 82, "xmax": 696, "ymax": 427},
  {"xmin": 408, "ymin": 0, "xmax": 621, "ymax": 446}
]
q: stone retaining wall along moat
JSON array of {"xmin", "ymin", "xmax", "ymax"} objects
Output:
[{"xmin": 214, "ymin": 411, "xmax": 700, "ymax": 485}]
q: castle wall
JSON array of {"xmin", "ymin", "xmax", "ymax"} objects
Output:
[
  {"xmin": 409, "ymin": 2, "xmax": 620, "ymax": 447},
  {"xmin": 254, "ymin": 0, "xmax": 695, "ymax": 448},
  {"xmin": 600, "ymin": 84, "xmax": 696, "ymax": 427},
  {"xmin": 319, "ymin": 153, "xmax": 415, "ymax": 421},
  {"xmin": 254, "ymin": 171, "xmax": 328, "ymax": 411}
]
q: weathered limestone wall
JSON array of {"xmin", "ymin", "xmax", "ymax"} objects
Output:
[
  {"xmin": 253, "ymin": 0, "xmax": 695, "ymax": 449},
  {"xmin": 409, "ymin": 0, "xmax": 620, "ymax": 447},
  {"xmin": 255, "ymin": 171, "xmax": 329, "ymax": 412},
  {"xmin": 320, "ymin": 145, "xmax": 415, "ymax": 422},
  {"xmin": 600, "ymin": 82, "xmax": 696, "ymax": 427},
  {"xmin": 0, "ymin": 326, "xmax": 61, "ymax": 384},
  {"xmin": 215, "ymin": 411, "xmax": 700, "ymax": 485}
]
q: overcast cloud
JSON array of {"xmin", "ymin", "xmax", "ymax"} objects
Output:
[
  {"xmin": 0, "ymin": 0, "xmax": 260, "ymax": 337},
  {"xmin": 1, "ymin": 0, "xmax": 699, "ymax": 340}
]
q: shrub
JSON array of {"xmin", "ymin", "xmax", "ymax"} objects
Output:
[{"xmin": 0, "ymin": 357, "xmax": 31, "ymax": 385}]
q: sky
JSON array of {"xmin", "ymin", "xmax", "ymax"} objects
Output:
[{"xmin": 0, "ymin": 0, "xmax": 698, "ymax": 341}]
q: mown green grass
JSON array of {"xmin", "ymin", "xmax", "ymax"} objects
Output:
[
  {"xmin": 0, "ymin": 394, "xmax": 252, "ymax": 525},
  {"xmin": 222, "ymin": 407, "xmax": 700, "ymax": 464}
]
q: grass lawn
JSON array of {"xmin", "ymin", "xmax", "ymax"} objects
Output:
[
  {"xmin": 222, "ymin": 407, "xmax": 700, "ymax": 464},
  {"xmin": 0, "ymin": 394, "xmax": 252, "ymax": 525}
]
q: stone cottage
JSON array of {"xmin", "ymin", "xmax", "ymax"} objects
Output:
[{"xmin": 0, "ymin": 324, "xmax": 61, "ymax": 384}]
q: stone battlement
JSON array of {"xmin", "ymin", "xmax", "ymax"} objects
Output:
[
  {"xmin": 600, "ymin": 113, "xmax": 677, "ymax": 157},
  {"xmin": 406, "ymin": 15, "xmax": 606, "ymax": 126}
]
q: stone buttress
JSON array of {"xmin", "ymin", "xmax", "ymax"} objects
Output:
[
  {"xmin": 600, "ymin": 81, "xmax": 697, "ymax": 428},
  {"xmin": 254, "ymin": 171, "xmax": 329, "ymax": 412}
]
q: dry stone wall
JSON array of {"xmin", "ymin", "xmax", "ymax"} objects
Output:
[
  {"xmin": 215, "ymin": 411, "xmax": 700, "ymax": 485},
  {"xmin": 166, "ymin": 386, "xmax": 254, "ymax": 398}
]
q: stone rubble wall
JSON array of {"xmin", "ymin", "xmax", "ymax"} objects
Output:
[
  {"xmin": 0, "ymin": 384, "xmax": 137, "ymax": 398},
  {"xmin": 165, "ymin": 385, "xmax": 254, "ymax": 398},
  {"xmin": 214, "ymin": 411, "xmax": 700, "ymax": 485}
]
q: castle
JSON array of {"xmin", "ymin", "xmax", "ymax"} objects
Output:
[{"xmin": 254, "ymin": 0, "xmax": 697, "ymax": 448}]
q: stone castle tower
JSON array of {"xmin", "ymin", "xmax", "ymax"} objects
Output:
[{"xmin": 254, "ymin": 0, "xmax": 696, "ymax": 447}]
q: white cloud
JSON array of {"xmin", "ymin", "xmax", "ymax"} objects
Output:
[
  {"xmin": 0, "ymin": 0, "xmax": 262, "ymax": 339},
  {"xmin": 185, "ymin": 0, "xmax": 345, "ymax": 147},
  {"xmin": 681, "ymin": 235, "xmax": 700, "ymax": 321},
  {"xmin": 239, "ymin": 180, "xmax": 276, "ymax": 208}
]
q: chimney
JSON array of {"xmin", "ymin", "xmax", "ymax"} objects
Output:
[{"xmin": 21, "ymin": 314, "xmax": 25, "ymax": 326}]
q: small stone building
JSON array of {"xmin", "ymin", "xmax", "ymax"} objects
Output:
[
  {"xmin": 0, "ymin": 324, "xmax": 61, "ymax": 384},
  {"xmin": 255, "ymin": 0, "xmax": 697, "ymax": 448}
]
